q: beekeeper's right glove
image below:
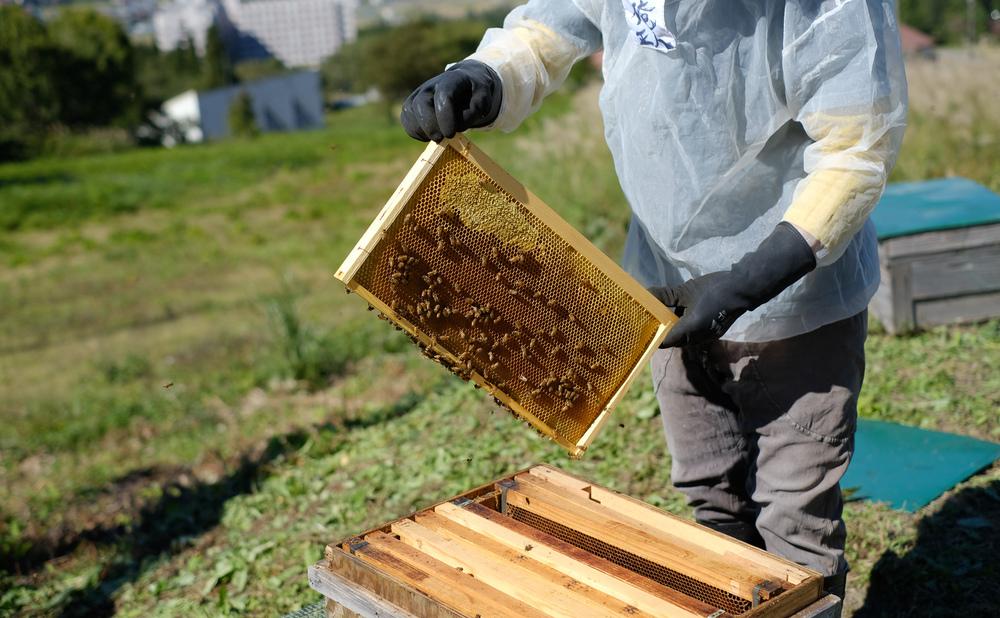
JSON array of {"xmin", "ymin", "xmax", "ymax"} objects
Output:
[
  {"xmin": 650, "ymin": 222, "xmax": 817, "ymax": 348},
  {"xmin": 400, "ymin": 60, "xmax": 503, "ymax": 143}
]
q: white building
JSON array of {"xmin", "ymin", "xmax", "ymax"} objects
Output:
[
  {"xmin": 223, "ymin": 0, "xmax": 357, "ymax": 67},
  {"xmin": 153, "ymin": 0, "xmax": 232, "ymax": 55},
  {"xmin": 153, "ymin": 0, "xmax": 356, "ymax": 67},
  {"xmin": 160, "ymin": 70, "xmax": 324, "ymax": 144}
]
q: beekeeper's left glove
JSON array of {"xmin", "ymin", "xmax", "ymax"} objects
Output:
[
  {"xmin": 400, "ymin": 60, "xmax": 502, "ymax": 142},
  {"xmin": 650, "ymin": 223, "xmax": 817, "ymax": 348}
]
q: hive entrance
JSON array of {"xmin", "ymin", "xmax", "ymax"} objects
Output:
[{"xmin": 336, "ymin": 136, "xmax": 675, "ymax": 455}]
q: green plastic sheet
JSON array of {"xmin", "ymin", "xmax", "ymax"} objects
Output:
[
  {"xmin": 842, "ymin": 419, "xmax": 1000, "ymax": 512},
  {"xmin": 871, "ymin": 177, "xmax": 1000, "ymax": 240}
]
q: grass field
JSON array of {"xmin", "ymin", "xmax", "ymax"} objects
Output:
[{"xmin": 1, "ymin": 49, "xmax": 998, "ymax": 617}]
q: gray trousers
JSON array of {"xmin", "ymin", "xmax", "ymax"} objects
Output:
[{"xmin": 652, "ymin": 311, "xmax": 866, "ymax": 577}]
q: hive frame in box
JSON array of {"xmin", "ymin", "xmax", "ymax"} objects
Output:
[
  {"xmin": 308, "ymin": 465, "xmax": 827, "ymax": 618},
  {"xmin": 334, "ymin": 135, "xmax": 677, "ymax": 457}
]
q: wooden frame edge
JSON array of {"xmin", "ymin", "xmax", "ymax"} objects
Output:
[
  {"xmin": 335, "ymin": 140, "xmax": 446, "ymax": 284},
  {"xmin": 574, "ymin": 322, "xmax": 669, "ymax": 453}
]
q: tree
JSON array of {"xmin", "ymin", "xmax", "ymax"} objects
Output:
[
  {"xmin": 203, "ymin": 25, "xmax": 236, "ymax": 89},
  {"xmin": 134, "ymin": 42, "xmax": 203, "ymax": 111},
  {"xmin": 228, "ymin": 91, "xmax": 258, "ymax": 137},
  {"xmin": 47, "ymin": 8, "xmax": 137, "ymax": 128},
  {"xmin": 321, "ymin": 37, "xmax": 369, "ymax": 94},
  {"xmin": 234, "ymin": 57, "xmax": 288, "ymax": 83},
  {"xmin": 898, "ymin": 0, "xmax": 994, "ymax": 43},
  {"xmin": 0, "ymin": 7, "xmax": 59, "ymax": 160},
  {"xmin": 321, "ymin": 18, "xmax": 487, "ymax": 101}
]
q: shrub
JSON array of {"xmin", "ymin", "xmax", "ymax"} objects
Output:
[{"xmin": 228, "ymin": 91, "xmax": 259, "ymax": 138}]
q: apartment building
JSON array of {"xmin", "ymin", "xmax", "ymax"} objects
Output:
[{"xmin": 154, "ymin": 0, "xmax": 356, "ymax": 67}]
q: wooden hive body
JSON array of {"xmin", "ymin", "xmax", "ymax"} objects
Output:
[
  {"xmin": 309, "ymin": 465, "xmax": 825, "ymax": 617},
  {"xmin": 870, "ymin": 223, "xmax": 1000, "ymax": 333},
  {"xmin": 335, "ymin": 136, "xmax": 676, "ymax": 457}
]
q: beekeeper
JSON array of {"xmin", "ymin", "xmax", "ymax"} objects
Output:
[{"xmin": 400, "ymin": 0, "xmax": 907, "ymax": 602}]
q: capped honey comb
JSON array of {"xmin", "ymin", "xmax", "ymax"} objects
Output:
[{"xmin": 335, "ymin": 135, "xmax": 676, "ymax": 457}]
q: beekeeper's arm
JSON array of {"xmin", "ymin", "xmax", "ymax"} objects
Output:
[
  {"xmin": 400, "ymin": 0, "xmax": 602, "ymax": 141},
  {"xmin": 781, "ymin": 0, "xmax": 908, "ymax": 266},
  {"xmin": 653, "ymin": 0, "xmax": 907, "ymax": 347}
]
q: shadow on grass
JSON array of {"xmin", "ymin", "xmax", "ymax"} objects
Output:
[
  {"xmin": 0, "ymin": 173, "xmax": 74, "ymax": 189},
  {"xmin": 4, "ymin": 392, "xmax": 424, "ymax": 617},
  {"xmin": 856, "ymin": 478, "xmax": 1000, "ymax": 617}
]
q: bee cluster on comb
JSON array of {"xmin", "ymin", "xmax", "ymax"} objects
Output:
[{"xmin": 336, "ymin": 136, "xmax": 675, "ymax": 457}]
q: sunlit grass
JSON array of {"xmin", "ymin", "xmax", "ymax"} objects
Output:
[{"xmin": 2, "ymin": 49, "xmax": 999, "ymax": 616}]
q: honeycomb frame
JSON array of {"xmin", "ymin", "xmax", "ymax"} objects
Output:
[{"xmin": 335, "ymin": 135, "xmax": 677, "ymax": 457}]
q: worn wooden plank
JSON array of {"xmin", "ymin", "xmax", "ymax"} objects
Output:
[
  {"xmin": 391, "ymin": 517, "xmax": 632, "ymax": 618},
  {"xmin": 527, "ymin": 466, "xmax": 816, "ymax": 586},
  {"xmin": 505, "ymin": 474, "xmax": 771, "ymax": 600},
  {"xmin": 317, "ymin": 465, "xmax": 826, "ymax": 618},
  {"xmin": 326, "ymin": 599, "xmax": 363, "ymax": 618},
  {"xmin": 787, "ymin": 594, "xmax": 842, "ymax": 618},
  {"xmin": 356, "ymin": 532, "xmax": 544, "ymax": 618},
  {"xmin": 886, "ymin": 259, "xmax": 913, "ymax": 334},
  {"xmin": 435, "ymin": 501, "xmax": 721, "ymax": 618},
  {"xmin": 908, "ymin": 244, "xmax": 1000, "ymax": 300},
  {"xmin": 882, "ymin": 222, "xmax": 1000, "ymax": 259},
  {"xmin": 308, "ymin": 561, "xmax": 418, "ymax": 618},
  {"xmin": 915, "ymin": 289, "xmax": 1000, "ymax": 327},
  {"xmin": 323, "ymin": 551, "xmax": 464, "ymax": 618}
]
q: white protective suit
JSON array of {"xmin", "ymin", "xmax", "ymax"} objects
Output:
[{"xmin": 466, "ymin": 0, "xmax": 908, "ymax": 342}]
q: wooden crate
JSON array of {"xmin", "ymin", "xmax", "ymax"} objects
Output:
[
  {"xmin": 334, "ymin": 135, "xmax": 676, "ymax": 457},
  {"xmin": 308, "ymin": 465, "xmax": 828, "ymax": 617},
  {"xmin": 870, "ymin": 222, "xmax": 1000, "ymax": 333}
]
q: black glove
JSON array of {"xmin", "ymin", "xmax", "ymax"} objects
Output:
[
  {"xmin": 400, "ymin": 60, "xmax": 503, "ymax": 142},
  {"xmin": 651, "ymin": 222, "xmax": 817, "ymax": 348}
]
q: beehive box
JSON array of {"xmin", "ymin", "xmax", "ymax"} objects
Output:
[
  {"xmin": 335, "ymin": 135, "xmax": 676, "ymax": 457},
  {"xmin": 870, "ymin": 222, "xmax": 1000, "ymax": 333},
  {"xmin": 308, "ymin": 465, "xmax": 827, "ymax": 618},
  {"xmin": 869, "ymin": 178, "xmax": 1000, "ymax": 334}
]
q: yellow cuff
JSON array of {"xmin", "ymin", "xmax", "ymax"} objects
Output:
[
  {"xmin": 783, "ymin": 166, "xmax": 884, "ymax": 259},
  {"xmin": 783, "ymin": 112, "xmax": 893, "ymax": 265}
]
